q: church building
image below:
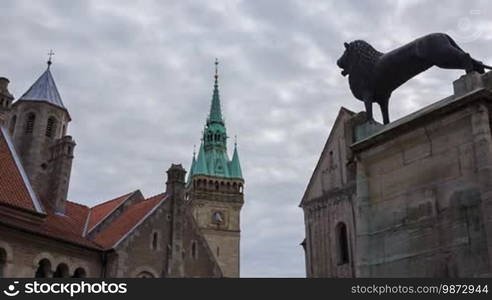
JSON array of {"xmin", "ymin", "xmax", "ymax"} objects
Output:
[
  {"xmin": 301, "ymin": 71, "xmax": 492, "ymax": 277},
  {"xmin": 0, "ymin": 57, "xmax": 243, "ymax": 278}
]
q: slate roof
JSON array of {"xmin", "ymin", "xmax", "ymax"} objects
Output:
[{"xmin": 18, "ymin": 65, "xmax": 66, "ymax": 109}]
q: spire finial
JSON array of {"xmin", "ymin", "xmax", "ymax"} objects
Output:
[
  {"xmin": 214, "ymin": 58, "xmax": 219, "ymax": 87},
  {"xmin": 234, "ymin": 135, "xmax": 237, "ymax": 147},
  {"xmin": 214, "ymin": 58, "xmax": 219, "ymax": 79},
  {"xmin": 193, "ymin": 144, "xmax": 197, "ymax": 157},
  {"xmin": 47, "ymin": 49, "xmax": 55, "ymax": 67}
]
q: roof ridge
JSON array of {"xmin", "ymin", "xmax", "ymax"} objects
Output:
[
  {"xmin": 104, "ymin": 195, "xmax": 167, "ymax": 249},
  {"xmin": 144, "ymin": 192, "xmax": 166, "ymax": 201},
  {"xmin": 90, "ymin": 191, "xmax": 133, "ymax": 208},
  {"xmin": 66, "ymin": 200, "xmax": 89, "ymax": 209},
  {"xmin": 87, "ymin": 191, "xmax": 137, "ymax": 233}
]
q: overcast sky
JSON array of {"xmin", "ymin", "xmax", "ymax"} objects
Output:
[{"xmin": 1, "ymin": 0, "xmax": 492, "ymax": 277}]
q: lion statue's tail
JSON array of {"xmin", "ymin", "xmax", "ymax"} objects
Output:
[{"xmin": 482, "ymin": 63, "xmax": 492, "ymax": 70}]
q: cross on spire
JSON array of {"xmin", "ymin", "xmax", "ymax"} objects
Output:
[
  {"xmin": 47, "ymin": 49, "xmax": 55, "ymax": 67},
  {"xmin": 214, "ymin": 58, "xmax": 219, "ymax": 80}
]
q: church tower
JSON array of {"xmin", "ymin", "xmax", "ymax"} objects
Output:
[
  {"xmin": 7, "ymin": 55, "xmax": 75, "ymax": 213},
  {"xmin": 187, "ymin": 60, "xmax": 244, "ymax": 277},
  {"xmin": 0, "ymin": 77, "xmax": 14, "ymax": 127}
]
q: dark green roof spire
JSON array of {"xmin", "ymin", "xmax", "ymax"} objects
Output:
[
  {"xmin": 188, "ymin": 59, "xmax": 243, "ymax": 180},
  {"xmin": 208, "ymin": 58, "xmax": 223, "ymax": 125},
  {"xmin": 229, "ymin": 138, "xmax": 243, "ymax": 179}
]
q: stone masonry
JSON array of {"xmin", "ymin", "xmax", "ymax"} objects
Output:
[{"xmin": 301, "ymin": 71, "xmax": 492, "ymax": 277}]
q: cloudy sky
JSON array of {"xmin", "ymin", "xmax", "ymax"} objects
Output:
[{"xmin": 1, "ymin": 0, "xmax": 492, "ymax": 277}]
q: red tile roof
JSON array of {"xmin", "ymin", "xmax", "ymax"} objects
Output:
[
  {"xmin": 0, "ymin": 127, "xmax": 43, "ymax": 213},
  {"xmin": 93, "ymin": 193, "xmax": 166, "ymax": 249},
  {"xmin": 0, "ymin": 127, "xmax": 169, "ymax": 251},
  {"xmin": 0, "ymin": 201, "xmax": 101, "ymax": 249},
  {"xmin": 87, "ymin": 192, "xmax": 132, "ymax": 232}
]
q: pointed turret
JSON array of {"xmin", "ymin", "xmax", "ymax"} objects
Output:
[
  {"xmin": 186, "ymin": 147, "xmax": 197, "ymax": 184},
  {"xmin": 208, "ymin": 58, "xmax": 223, "ymax": 124},
  {"xmin": 194, "ymin": 143, "xmax": 209, "ymax": 175},
  {"xmin": 188, "ymin": 59, "xmax": 243, "ymax": 180},
  {"xmin": 229, "ymin": 142, "xmax": 243, "ymax": 179},
  {"xmin": 19, "ymin": 60, "xmax": 66, "ymax": 111}
]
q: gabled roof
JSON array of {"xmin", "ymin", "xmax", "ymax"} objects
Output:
[
  {"xmin": 87, "ymin": 192, "xmax": 133, "ymax": 233},
  {"xmin": 18, "ymin": 64, "xmax": 65, "ymax": 109},
  {"xmin": 0, "ymin": 126, "xmax": 44, "ymax": 214},
  {"xmin": 299, "ymin": 107, "xmax": 355, "ymax": 207},
  {"xmin": 92, "ymin": 193, "xmax": 167, "ymax": 249}
]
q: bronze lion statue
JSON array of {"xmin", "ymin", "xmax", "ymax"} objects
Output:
[{"xmin": 337, "ymin": 33, "xmax": 491, "ymax": 124}]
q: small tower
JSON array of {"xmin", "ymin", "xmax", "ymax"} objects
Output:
[
  {"xmin": 8, "ymin": 54, "xmax": 75, "ymax": 213},
  {"xmin": 166, "ymin": 164, "xmax": 187, "ymax": 277},
  {"xmin": 0, "ymin": 77, "xmax": 14, "ymax": 127},
  {"xmin": 186, "ymin": 60, "xmax": 244, "ymax": 277}
]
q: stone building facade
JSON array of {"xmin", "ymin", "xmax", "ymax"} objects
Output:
[
  {"xmin": 301, "ymin": 71, "xmax": 492, "ymax": 277},
  {"xmin": 0, "ymin": 59, "xmax": 240, "ymax": 278}
]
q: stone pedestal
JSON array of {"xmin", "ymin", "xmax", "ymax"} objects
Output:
[{"xmin": 453, "ymin": 71, "xmax": 492, "ymax": 97}]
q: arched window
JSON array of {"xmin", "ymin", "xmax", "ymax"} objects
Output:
[
  {"xmin": 35, "ymin": 259, "xmax": 52, "ymax": 278},
  {"xmin": 152, "ymin": 232, "xmax": 158, "ymax": 250},
  {"xmin": 137, "ymin": 271, "xmax": 155, "ymax": 278},
  {"xmin": 239, "ymin": 184, "xmax": 243, "ymax": 194},
  {"xmin": 191, "ymin": 240, "xmax": 197, "ymax": 260},
  {"xmin": 0, "ymin": 248, "xmax": 6, "ymax": 277},
  {"xmin": 25, "ymin": 113, "xmax": 36, "ymax": 134},
  {"xmin": 45, "ymin": 117, "xmax": 57, "ymax": 138},
  {"xmin": 72, "ymin": 267, "xmax": 86, "ymax": 278},
  {"xmin": 9, "ymin": 115, "xmax": 16, "ymax": 135},
  {"xmin": 336, "ymin": 222, "xmax": 350, "ymax": 265},
  {"xmin": 53, "ymin": 263, "xmax": 69, "ymax": 278}
]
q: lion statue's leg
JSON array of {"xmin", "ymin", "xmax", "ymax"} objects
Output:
[
  {"xmin": 431, "ymin": 48, "xmax": 476, "ymax": 73},
  {"xmin": 379, "ymin": 100, "xmax": 389, "ymax": 125},
  {"xmin": 364, "ymin": 101, "xmax": 373, "ymax": 122},
  {"xmin": 430, "ymin": 35, "xmax": 484, "ymax": 74}
]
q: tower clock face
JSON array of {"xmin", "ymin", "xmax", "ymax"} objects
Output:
[{"xmin": 212, "ymin": 211, "xmax": 224, "ymax": 224}]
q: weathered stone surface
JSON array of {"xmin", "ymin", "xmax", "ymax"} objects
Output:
[
  {"xmin": 453, "ymin": 72, "xmax": 485, "ymax": 97},
  {"xmin": 302, "ymin": 71, "xmax": 492, "ymax": 277}
]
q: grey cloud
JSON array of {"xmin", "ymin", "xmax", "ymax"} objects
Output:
[{"xmin": 2, "ymin": 0, "xmax": 492, "ymax": 277}]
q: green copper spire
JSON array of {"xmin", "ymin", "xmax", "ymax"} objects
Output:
[
  {"xmin": 188, "ymin": 60, "xmax": 243, "ymax": 180},
  {"xmin": 208, "ymin": 58, "xmax": 223, "ymax": 124},
  {"xmin": 194, "ymin": 142, "xmax": 209, "ymax": 175},
  {"xmin": 229, "ymin": 140, "xmax": 243, "ymax": 179},
  {"xmin": 186, "ymin": 146, "xmax": 197, "ymax": 184}
]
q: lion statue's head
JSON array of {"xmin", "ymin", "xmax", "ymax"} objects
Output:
[{"xmin": 337, "ymin": 40, "xmax": 383, "ymax": 100}]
